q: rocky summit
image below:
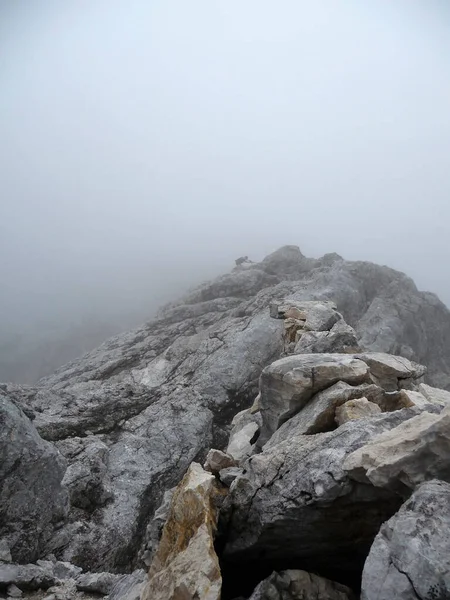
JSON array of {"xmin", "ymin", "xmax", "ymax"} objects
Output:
[{"xmin": 2, "ymin": 245, "xmax": 450, "ymax": 600}]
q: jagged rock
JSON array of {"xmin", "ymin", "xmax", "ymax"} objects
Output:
[
  {"xmin": 226, "ymin": 409, "xmax": 262, "ymax": 461},
  {"xmin": 141, "ymin": 463, "xmax": 224, "ymax": 600},
  {"xmin": 140, "ymin": 487, "xmax": 175, "ymax": 566},
  {"xmin": 108, "ymin": 570, "xmax": 146, "ymax": 600},
  {"xmin": 219, "ymin": 467, "xmax": 244, "ymax": 487},
  {"xmin": 294, "ymin": 328, "xmax": 361, "ymax": 355},
  {"xmin": 0, "ymin": 393, "xmax": 68, "ymax": 563},
  {"xmin": 222, "ymin": 408, "xmax": 425, "ymax": 583},
  {"xmin": 354, "ymin": 353, "xmax": 426, "ymax": 391},
  {"xmin": 6, "ymin": 245, "xmax": 450, "ymax": 573},
  {"xmin": 61, "ymin": 440, "xmax": 113, "ymax": 511},
  {"xmin": 75, "ymin": 572, "xmax": 123, "ymax": 594},
  {"xmin": 7, "ymin": 584, "xmax": 22, "ymax": 598},
  {"xmin": 419, "ymin": 382, "xmax": 450, "ymax": 406},
  {"xmin": 37, "ymin": 561, "xmax": 82, "ymax": 580},
  {"xmin": 0, "ymin": 563, "xmax": 55, "ymax": 590},
  {"xmin": 335, "ymin": 398, "xmax": 382, "ymax": 425},
  {"xmin": 266, "ymin": 382, "xmax": 388, "ymax": 446},
  {"xmin": 204, "ymin": 449, "xmax": 236, "ymax": 474},
  {"xmin": 0, "ymin": 541, "xmax": 12, "ymax": 563},
  {"xmin": 343, "ymin": 406, "xmax": 450, "ymax": 494},
  {"xmin": 47, "ymin": 580, "xmax": 77, "ymax": 600},
  {"xmin": 258, "ymin": 354, "xmax": 371, "ymax": 445},
  {"xmin": 361, "ymin": 480, "xmax": 450, "ymax": 600},
  {"xmin": 248, "ymin": 570, "xmax": 354, "ymax": 600}
]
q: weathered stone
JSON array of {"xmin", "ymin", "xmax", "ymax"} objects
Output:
[
  {"xmin": 354, "ymin": 353, "xmax": 426, "ymax": 391},
  {"xmin": 419, "ymin": 382, "xmax": 450, "ymax": 406},
  {"xmin": 361, "ymin": 480, "xmax": 450, "ymax": 600},
  {"xmin": 258, "ymin": 354, "xmax": 370, "ymax": 445},
  {"xmin": 204, "ymin": 449, "xmax": 236, "ymax": 474},
  {"xmin": 140, "ymin": 487, "xmax": 175, "ymax": 566},
  {"xmin": 0, "ymin": 563, "xmax": 55, "ymax": 590},
  {"xmin": 36, "ymin": 561, "xmax": 82, "ymax": 581},
  {"xmin": 142, "ymin": 463, "xmax": 224, "ymax": 600},
  {"xmin": 248, "ymin": 570, "xmax": 354, "ymax": 600},
  {"xmin": 344, "ymin": 406, "xmax": 450, "ymax": 494},
  {"xmin": 108, "ymin": 570, "xmax": 146, "ymax": 600},
  {"xmin": 223, "ymin": 408, "xmax": 422, "ymax": 583},
  {"xmin": 219, "ymin": 467, "xmax": 244, "ymax": 487},
  {"xmin": 0, "ymin": 540, "xmax": 12, "ymax": 563},
  {"xmin": 75, "ymin": 572, "xmax": 123, "ymax": 595},
  {"xmin": 294, "ymin": 328, "xmax": 361, "ymax": 355},
  {"xmin": 0, "ymin": 393, "xmax": 68, "ymax": 563},
  {"xmin": 226, "ymin": 409, "xmax": 262, "ymax": 462},
  {"xmin": 335, "ymin": 398, "xmax": 381, "ymax": 425},
  {"xmin": 7, "ymin": 584, "xmax": 22, "ymax": 598},
  {"xmin": 266, "ymin": 382, "xmax": 387, "ymax": 446}
]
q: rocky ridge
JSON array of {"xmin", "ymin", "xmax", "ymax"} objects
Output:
[{"xmin": 2, "ymin": 246, "xmax": 450, "ymax": 599}]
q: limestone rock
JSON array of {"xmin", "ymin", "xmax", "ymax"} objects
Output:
[
  {"xmin": 0, "ymin": 540, "xmax": 12, "ymax": 563},
  {"xmin": 140, "ymin": 487, "xmax": 175, "ymax": 566},
  {"xmin": 344, "ymin": 406, "xmax": 450, "ymax": 494},
  {"xmin": 7, "ymin": 584, "xmax": 22, "ymax": 598},
  {"xmin": 0, "ymin": 393, "xmax": 68, "ymax": 563},
  {"xmin": 335, "ymin": 398, "xmax": 381, "ymax": 425},
  {"xmin": 219, "ymin": 467, "xmax": 243, "ymax": 487},
  {"xmin": 354, "ymin": 353, "xmax": 426, "ymax": 391},
  {"xmin": 419, "ymin": 382, "xmax": 450, "ymax": 406},
  {"xmin": 0, "ymin": 563, "xmax": 56, "ymax": 590},
  {"xmin": 75, "ymin": 572, "xmax": 123, "ymax": 594},
  {"xmin": 142, "ymin": 463, "xmax": 224, "ymax": 600},
  {"xmin": 361, "ymin": 480, "xmax": 450, "ymax": 600},
  {"xmin": 258, "ymin": 354, "xmax": 370, "ymax": 445},
  {"xmin": 108, "ymin": 570, "xmax": 146, "ymax": 600},
  {"xmin": 248, "ymin": 570, "xmax": 354, "ymax": 600},
  {"xmin": 223, "ymin": 409, "xmax": 423, "ymax": 583},
  {"xmin": 266, "ymin": 382, "xmax": 387, "ymax": 446},
  {"xmin": 204, "ymin": 449, "xmax": 236, "ymax": 474},
  {"xmin": 226, "ymin": 409, "xmax": 262, "ymax": 462},
  {"xmin": 294, "ymin": 328, "xmax": 361, "ymax": 355}
]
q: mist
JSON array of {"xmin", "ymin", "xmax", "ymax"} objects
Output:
[{"xmin": 1, "ymin": 0, "xmax": 450, "ymax": 381}]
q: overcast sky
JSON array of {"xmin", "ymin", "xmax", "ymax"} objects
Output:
[{"xmin": 1, "ymin": 0, "xmax": 450, "ymax": 337}]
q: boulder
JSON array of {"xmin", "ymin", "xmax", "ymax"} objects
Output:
[
  {"xmin": 0, "ymin": 393, "xmax": 68, "ymax": 563},
  {"xmin": 343, "ymin": 406, "xmax": 450, "ymax": 495},
  {"xmin": 204, "ymin": 449, "xmax": 236, "ymax": 474},
  {"xmin": 266, "ymin": 382, "xmax": 387, "ymax": 446},
  {"xmin": 419, "ymin": 383, "xmax": 450, "ymax": 406},
  {"xmin": 223, "ymin": 409, "xmax": 423, "ymax": 583},
  {"xmin": 354, "ymin": 353, "xmax": 426, "ymax": 391},
  {"xmin": 258, "ymin": 354, "xmax": 370, "ymax": 445},
  {"xmin": 248, "ymin": 570, "xmax": 354, "ymax": 600},
  {"xmin": 226, "ymin": 409, "xmax": 262, "ymax": 462},
  {"xmin": 75, "ymin": 572, "xmax": 123, "ymax": 595},
  {"xmin": 219, "ymin": 467, "xmax": 244, "ymax": 487},
  {"xmin": 108, "ymin": 570, "xmax": 146, "ymax": 600},
  {"xmin": 0, "ymin": 563, "xmax": 56, "ymax": 591},
  {"xmin": 361, "ymin": 480, "xmax": 450, "ymax": 600},
  {"xmin": 335, "ymin": 398, "xmax": 381, "ymax": 425},
  {"xmin": 141, "ymin": 463, "xmax": 224, "ymax": 600},
  {"xmin": 294, "ymin": 328, "xmax": 361, "ymax": 355}
]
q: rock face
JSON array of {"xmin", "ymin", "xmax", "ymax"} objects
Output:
[
  {"xmin": 361, "ymin": 480, "xmax": 450, "ymax": 600},
  {"xmin": 3, "ymin": 244, "xmax": 450, "ymax": 578},
  {"xmin": 222, "ymin": 409, "xmax": 422, "ymax": 583},
  {"xmin": 0, "ymin": 393, "xmax": 68, "ymax": 563},
  {"xmin": 141, "ymin": 462, "xmax": 223, "ymax": 600},
  {"xmin": 344, "ymin": 406, "xmax": 450, "ymax": 495},
  {"xmin": 335, "ymin": 398, "xmax": 381, "ymax": 425},
  {"xmin": 248, "ymin": 569, "xmax": 354, "ymax": 600}
]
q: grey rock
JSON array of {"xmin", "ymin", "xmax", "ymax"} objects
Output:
[
  {"xmin": 344, "ymin": 406, "xmax": 450, "ymax": 494},
  {"xmin": 266, "ymin": 382, "xmax": 388, "ymax": 446},
  {"xmin": 5, "ymin": 245, "xmax": 450, "ymax": 574},
  {"xmin": 354, "ymin": 353, "xmax": 426, "ymax": 391},
  {"xmin": 0, "ymin": 563, "xmax": 55, "ymax": 590},
  {"xmin": 0, "ymin": 540, "xmax": 12, "ymax": 563},
  {"xmin": 419, "ymin": 382, "xmax": 450, "ymax": 406},
  {"xmin": 76, "ymin": 572, "xmax": 123, "ymax": 594},
  {"xmin": 37, "ymin": 561, "xmax": 82, "ymax": 581},
  {"xmin": 108, "ymin": 570, "xmax": 146, "ymax": 600},
  {"xmin": 361, "ymin": 480, "xmax": 450, "ymax": 600},
  {"xmin": 226, "ymin": 409, "xmax": 262, "ymax": 462},
  {"xmin": 294, "ymin": 328, "xmax": 361, "ymax": 355},
  {"xmin": 0, "ymin": 393, "xmax": 68, "ymax": 563},
  {"xmin": 248, "ymin": 570, "xmax": 354, "ymax": 600},
  {"xmin": 219, "ymin": 467, "xmax": 244, "ymax": 487},
  {"xmin": 258, "ymin": 354, "xmax": 370, "ymax": 445},
  {"xmin": 7, "ymin": 584, "xmax": 22, "ymax": 598},
  {"xmin": 223, "ymin": 408, "xmax": 424, "ymax": 582},
  {"xmin": 140, "ymin": 487, "xmax": 175, "ymax": 566}
]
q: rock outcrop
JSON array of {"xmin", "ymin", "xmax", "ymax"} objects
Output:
[
  {"xmin": 0, "ymin": 393, "xmax": 68, "ymax": 563},
  {"xmin": 361, "ymin": 480, "xmax": 450, "ymax": 600},
  {"xmin": 248, "ymin": 569, "xmax": 354, "ymax": 600},
  {"xmin": 3, "ymin": 245, "xmax": 450, "ymax": 598}
]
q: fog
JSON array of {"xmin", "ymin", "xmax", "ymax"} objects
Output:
[{"xmin": 1, "ymin": 1, "xmax": 450, "ymax": 381}]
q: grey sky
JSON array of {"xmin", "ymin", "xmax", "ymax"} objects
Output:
[{"xmin": 1, "ymin": 0, "xmax": 450, "ymax": 339}]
